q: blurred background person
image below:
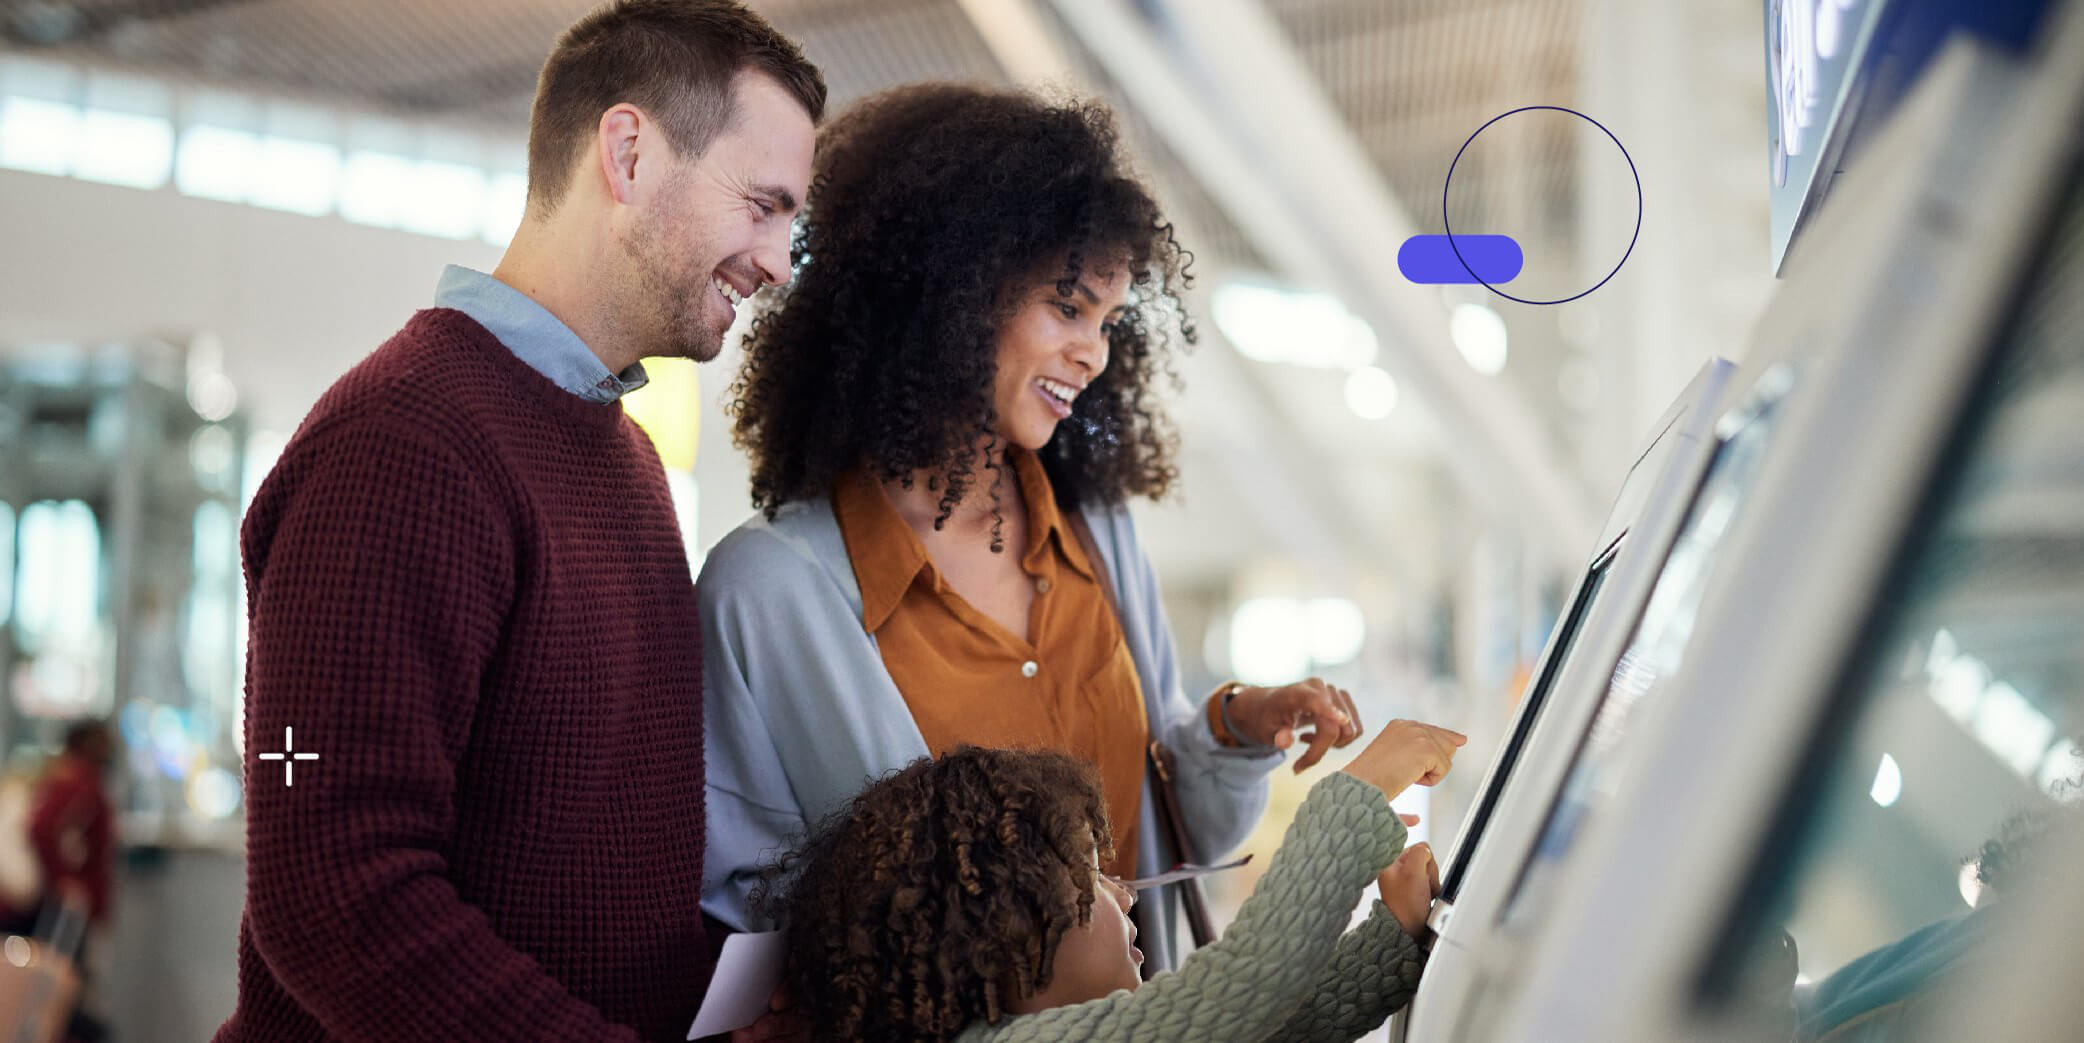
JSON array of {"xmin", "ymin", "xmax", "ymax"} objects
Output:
[{"xmin": 2, "ymin": 720, "xmax": 115, "ymax": 1042}]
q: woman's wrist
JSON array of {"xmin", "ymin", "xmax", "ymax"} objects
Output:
[{"xmin": 1207, "ymin": 681, "xmax": 1265, "ymax": 747}]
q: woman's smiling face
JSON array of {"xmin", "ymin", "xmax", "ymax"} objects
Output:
[{"xmin": 990, "ymin": 261, "xmax": 1131, "ymax": 451}]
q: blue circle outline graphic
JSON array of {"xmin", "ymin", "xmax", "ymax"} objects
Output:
[{"xmin": 1444, "ymin": 106, "xmax": 1641, "ymax": 305}]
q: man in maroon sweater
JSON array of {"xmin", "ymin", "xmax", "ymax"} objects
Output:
[{"xmin": 216, "ymin": 4, "xmax": 821, "ymax": 1040}]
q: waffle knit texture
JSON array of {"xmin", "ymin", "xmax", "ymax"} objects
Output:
[
  {"xmin": 955, "ymin": 772, "xmax": 1426, "ymax": 1043},
  {"xmin": 215, "ymin": 308, "xmax": 710, "ymax": 1042}
]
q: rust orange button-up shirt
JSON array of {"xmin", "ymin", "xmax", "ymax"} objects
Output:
[{"xmin": 833, "ymin": 449, "xmax": 1147, "ymax": 878}]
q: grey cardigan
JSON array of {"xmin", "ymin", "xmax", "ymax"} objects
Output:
[{"xmin": 697, "ymin": 496, "xmax": 1283, "ymax": 971}]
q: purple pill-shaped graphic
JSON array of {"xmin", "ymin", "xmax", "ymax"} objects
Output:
[{"xmin": 1396, "ymin": 234, "xmax": 1524, "ymax": 284}]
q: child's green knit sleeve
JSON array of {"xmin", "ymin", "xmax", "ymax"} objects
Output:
[
  {"xmin": 1262, "ymin": 902, "xmax": 1427, "ymax": 1042},
  {"xmin": 956, "ymin": 772, "xmax": 1409, "ymax": 1043}
]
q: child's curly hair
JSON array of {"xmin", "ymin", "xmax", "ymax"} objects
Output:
[
  {"xmin": 726, "ymin": 82, "xmax": 1195, "ymax": 528},
  {"xmin": 763, "ymin": 746, "xmax": 1116, "ymax": 1041}
]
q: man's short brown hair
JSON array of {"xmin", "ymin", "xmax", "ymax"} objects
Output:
[{"xmin": 526, "ymin": 0, "xmax": 826, "ymax": 216}]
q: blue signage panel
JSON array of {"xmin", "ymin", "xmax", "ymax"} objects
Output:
[
  {"xmin": 1766, "ymin": 0, "xmax": 2052, "ymax": 273},
  {"xmin": 1766, "ymin": 0, "xmax": 1891, "ymax": 273}
]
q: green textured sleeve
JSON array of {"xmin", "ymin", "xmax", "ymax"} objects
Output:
[
  {"xmin": 1262, "ymin": 903, "xmax": 1427, "ymax": 1042},
  {"xmin": 958, "ymin": 772, "xmax": 1405, "ymax": 1043}
]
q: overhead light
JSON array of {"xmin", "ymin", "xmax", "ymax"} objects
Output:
[
  {"xmin": 1343, "ymin": 366, "xmax": 1399, "ymax": 419},
  {"xmin": 186, "ymin": 766, "xmax": 243, "ymax": 820},
  {"xmin": 1868, "ymin": 752, "xmax": 1901, "ymax": 807},
  {"xmin": 1450, "ymin": 302, "xmax": 1509, "ymax": 375},
  {"xmin": 1212, "ymin": 282, "xmax": 1378, "ymax": 370},
  {"xmin": 1229, "ymin": 597, "xmax": 1309, "ymax": 686},
  {"xmin": 399, "ymin": 159, "xmax": 486, "ymax": 240},
  {"xmin": 1229, "ymin": 596, "xmax": 1368, "ymax": 683},
  {"xmin": 187, "ymin": 370, "xmax": 238, "ymax": 422},
  {"xmin": 1927, "ymin": 633, "xmax": 2067, "ymax": 787},
  {"xmin": 0, "ymin": 96, "xmax": 80, "ymax": 175},
  {"xmin": 248, "ymin": 136, "xmax": 340, "ymax": 216},
  {"xmin": 175, "ymin": 125, "xmax": 260, "ymax": 201},
  {"xmin": 189, "ymin": 424, "xmax": 237, "ymax": 479},
  {"xmin": 1972, "ymin": 681, "xmax": 2055, "ymax": 776},
  {"xmin": 73, "ymin": 109, "xmax": 171, "ymax": 188},
  {"xmin": 1926, "ymin": 639, "xmax": 1985, "ymax": 722},
  {"xmin": 338, "ymin": 150, "xmax": 417, "ymax": 227},
  {"xmin": 1957, "ymin": 861, "xmax": 1983, "ymax": 908}
]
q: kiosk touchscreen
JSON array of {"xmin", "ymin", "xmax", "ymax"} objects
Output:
[
  {"xmin": 1496, "ymin": 388, "xmax": 1784, "ymax": 935},
  {"xmin": 1395, "ymin": 358, "xmax": 1734, "ymax": 1043},
  {"xmin": 1434, "ymin": 358, "xmax": 1733, "ymax": 929}
]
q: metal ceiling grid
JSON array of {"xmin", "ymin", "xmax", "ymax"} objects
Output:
[
  {"xmin": 5, "ymin": 0, "xmax": 1011, "ymax": 128},
  {"xmin": 1265, "ymin": 0, "xmax": 1582, "ymax": 240}
]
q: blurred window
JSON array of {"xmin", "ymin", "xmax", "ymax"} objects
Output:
[
  {"xmin": 0, "ymin": 502, "xmax": 13, "ymax": 627},
  {"xmin": 75, "ymin": 70, "xmax": 172, "ymax": 188},
  {"xmin": 13, "ymin": 500, "xmax": 99, "ymax": 655},
  {"xmin": 5, "ymin": 55, "xmax": 525, "ymax": 241}
]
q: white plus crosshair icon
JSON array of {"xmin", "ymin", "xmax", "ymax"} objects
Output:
[{"xmin": 257, "ymin": 727, "xmax": 321, "ymax": 787}]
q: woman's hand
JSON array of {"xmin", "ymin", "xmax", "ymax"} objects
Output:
[
  {"xmin": 1224, "ymin": 678, "xmax": 1364, "ymax": 771},
  {"xmin": 1378, "ymin": 842, "xmax": 1440, "ymax": 939},
  {"xmin": 1337, "ymin": 718, "xmax": 1466, "ymax": 799}
]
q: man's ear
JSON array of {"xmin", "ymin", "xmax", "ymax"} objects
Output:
[{"xmin": 595, "ymin": 103, "xmax": 646, "ymax": 206}]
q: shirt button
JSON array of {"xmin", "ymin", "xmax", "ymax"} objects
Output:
[
  {"xmin": 1036, "ymin": 578, "xmax": 1052, "ymax": 594},
  {"xmin": 1021, "ymin": 660, "xmax": 1039, "ymax": 678}
]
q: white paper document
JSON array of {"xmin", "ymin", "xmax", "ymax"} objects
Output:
[
  {"xmin": 686, "ymin": 930, "xmax": 788, "ymax": 1040},
  {"xmin": 1122, "ymin": 854, "xmax": 1252, "ymax": 890}
]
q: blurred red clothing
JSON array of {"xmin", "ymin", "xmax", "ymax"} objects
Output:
[{"xmin": 26, "ymin": 753, "xmax": 111, "ymax": 924}]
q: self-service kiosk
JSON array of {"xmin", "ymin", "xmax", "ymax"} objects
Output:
[
  {"xmin": 1394, "ymin": 356, "xmax": 1735, "ymax": 1041},
  {"xmin": 1483, "ymin": 11, "xmax": 2084, "ymax": 1040}
]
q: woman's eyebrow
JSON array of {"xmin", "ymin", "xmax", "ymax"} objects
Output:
[{"xmin": 1064, "ymin": 280, "xmax": 1130, "ymax": 315}]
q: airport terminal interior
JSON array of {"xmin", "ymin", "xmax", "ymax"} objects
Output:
[{"xmin": 0, "ymin": 0, "xmax": 2080, "ymax": 1039}]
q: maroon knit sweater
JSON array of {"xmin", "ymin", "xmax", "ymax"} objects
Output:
[{"xmin": 217, "ymin": 309, "xmax": 710, "ymax": 1042}]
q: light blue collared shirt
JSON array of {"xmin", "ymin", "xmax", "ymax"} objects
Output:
[{"xmin": 434, "ymin": 265, "xmax": 648, "ymax": 403}]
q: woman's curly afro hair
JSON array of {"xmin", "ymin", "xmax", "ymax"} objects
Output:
[
  {"xmin": 763, "ymin": 746, "xmax": 1114, "ymax": 1041},
  {"xmin": 726, "ymin": 83, "xmax": 1195, "ymax": 524}
]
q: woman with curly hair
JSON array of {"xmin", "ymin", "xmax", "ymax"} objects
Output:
[
  {"xmin": 698, "ymin": 82, "xmax": 1370, "ymax": 976},
  {"xmin": 772, "ymin": 719, "xmax": 1464, "ymax": 1041}
]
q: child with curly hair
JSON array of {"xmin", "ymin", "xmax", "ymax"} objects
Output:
[{"xmin": 770, "ymin": 718, "xmax": 1465, "ymax": 1042}]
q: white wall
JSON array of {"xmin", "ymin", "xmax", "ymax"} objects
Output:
[
  {"xmin": 0, "ymin": 169, "xmax": 502, "ymax": 435},
  {"xmin": 0, "ymin": 168, "xmax": 773, "ymax": 551}
]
